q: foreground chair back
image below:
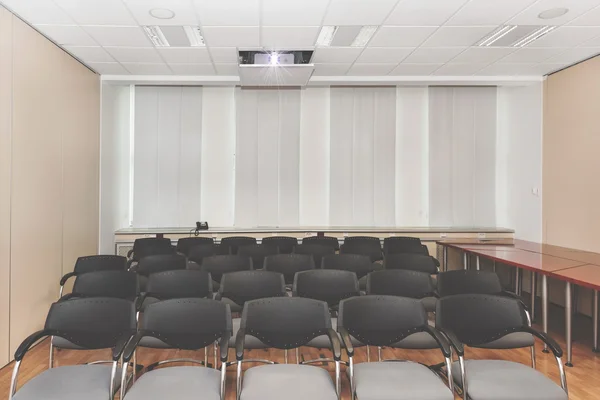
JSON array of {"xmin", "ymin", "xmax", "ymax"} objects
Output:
[
  {"xmin": 176, "ymin": 237, "xmax": 214, "ymax": 256},
  {"xmin": 10, "ymin": 298, "xmax": 135, "ymax": 400},
  {"xmin": 321, "ymin": 254, "xmax": 377, "ymax": 279},
  {"xmin": 187, "ymin": 243, "xmax": 218, "ymax": 265},
  {"xmin": 302, "ymin": 235, "xmax": 340, "ymax": 250},
  {"xmin": 128, "ymin": 237, "xmax": 174, "ymax": 262},
  {"xmin": 198, "ymin": 255, "xmax": 253, "ymax": 286},
  {"xmin": 261, "ymin": 236, "xmax": 299, "ymax": 254},
  {"xmin": 264, "ymin": 254, "xmax": 316, "ymax": 285},
  {"xmin": 293, "ymin": 243, "xmax": 336, "ymax": 267},
  {"xmin": 436, "ymin": 294, "xmax": 568, "ymax": 400},
  {"xmin": 60, "ymin": 255, "xmax": 127, "ymax": 296},
  {"xmin": 216, "ymin": 270, "xmax": 286, "ymax": 312},
  {"xmin": 383, "ymin": 236, "xmax": 421, "ymax": 253},
  {"xmin": 220, "ymin": 236, "xmax": 257, "ymax": 255},
  {"xmin": 133, "ymin": 254, "xmax": 187, "ymax": 292},
  {"xmin": 137, "ymin": 270, "xmax": 213, "ymax": 312},
  {"xmin": 122, "ymin": 299, "xmax": 231, "ymax": 400},
  {"xmin": 385, "ymin": 240, "xmax": 429, "ymax": 256},
  {"xmin": 338, "ymin": 295, "xmax": 453, "ymax": 400},
  {"xmin": 293, "ymin": 269, "xmax": 360, "ymax": 309},
  {"xmin": 237, "ymin": 244, "xmax": 279, "ymax": 269},
  {"xmin": 366, "ymin": 269, "xmax": 437, "ymax": 312},
  {"xmin": 384, "ymin": 253, "xmax": 440, "ymax": 274},
  {"xmin": 340, "ymin": 240, "xmax": 383, "ymax": 262},
  {"xmin": 63, "ymin": 270, "xmax": 139, "ymax": 301}
]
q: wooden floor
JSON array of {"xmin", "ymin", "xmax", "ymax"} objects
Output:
[{"xmin": 1, "ymin": 325, "xmax": 599, "ymax": 400}]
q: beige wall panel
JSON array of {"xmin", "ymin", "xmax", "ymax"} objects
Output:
[
  {"xmin": 543, "ymin": 57, "xmax": 600, "ymax": 252},
  {"xmin": 0, "ymin": 6, "xmax": 13, "ymax": 366}
]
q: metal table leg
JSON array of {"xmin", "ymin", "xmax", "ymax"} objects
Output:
[
  {"xmin": 565, "ymin": 282, "xmax": 573, "ymax": 367},
  {"xmin": 463, "ymin": 252, "xmax": 468, "ymax": 270},
  {"xmin": 476, "ymin": 255, "xmax": 480, "ymax": 271},
  {"xmin": 594, "ymin": 290, "xmax": 599, "ymax": 353},
  {"xmin": 443, "ymin": 245, "xmax": 448, "ymax": 272},
  {"xmin": 515, "ymin": 268, "xmax": 521, "ymax": 296},
  {"xmin": 531, "ymin": 272, "xmax": 537, "ymax": 321},
  {"xmin": 542, "ymin": 274, "xmax": 549, "ymax": 353}
]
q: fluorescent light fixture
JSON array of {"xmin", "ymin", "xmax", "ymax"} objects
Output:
[
  {"xmin": 478, "ymin": 25, "xmax": 517, "ymax": 47},
  {"xmin": 142, "ymin": 26, "xmax": 169, "ymax": 47},
  {"xmin": 351, "ymin": 26, "xmax": 377, "ymax": 47},
  {"xmin": 183, "ymin": 26, "xmax": 205, "ymax": 47},
  {"xmin": 513, "ymin": 25, "xmax": 556, "ymax": 47},
  {"xmin": 316, "ymin": 26, "xmax": 338, "ymax": 46}
]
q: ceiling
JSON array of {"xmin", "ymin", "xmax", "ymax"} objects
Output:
[{"xmin": 3, "ymin": 0, "xmax": 600, "ymax": 81}]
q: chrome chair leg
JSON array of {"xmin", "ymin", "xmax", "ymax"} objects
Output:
[
  {"xmin": 531, "ymin": 344, "xmax": 537, "ymax": 369},
  {"xmin": 284, "ymin": 349, "xmax": 288, "ymax": 364},
  {"xmin": 377, "ymin": 346, "xmax": 382, "ymax": 361},
  {"xmin": 49, "ymin": 339, "xmax": 54, "ymax": 368},
  {"xmin": 214, "ymin": 341, "xmax": 218, "ymax": 369},
  {"xmin": 295, "ymin": 348, "xmax": 300, "ymax": 364},
  {"xmin": 366, "ymin": 345, "xmax": 370, "ymax": 362}
]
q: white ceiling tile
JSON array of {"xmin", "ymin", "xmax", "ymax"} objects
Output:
[
  {"xmin": 531, "ymin": 27, "xmax": 600, "ymax": 47},
  {"xmin": 312, "ymin": 63, "xmax": 352, "ymax": 75},
  {"xmin": 209, "ymin": 48, "xmax": 239, "ymax": 63},
  {"xmin": 1, "ymin": 0, "xmax": 74, "ymax": 24},
  {"xmin": 105, "ymin": 47, "xmax": 162, "ymax": 63},
  {"xmin": 53, "ymin": 0, "xmax": 137, "ymax": 26},
  {"xmin": 84, "ymin": 26, "xmax": 152, "ymax": 47},
  {"xmin": 261, "ymin": 27, "xmax": 320, "ymax": 48},
  {"xmin": 389, "ymin": 63, "xmax": 442, "ymax": 75},
  {"xmin": 194, "ymin": 0, "xmax": 259, "ymax": 26},
  {"xmin": 215, "ymin": 63, "xmax": 239, "ymax": 75},
  {"xmin": 157, "ymin": 48, "xmax": 211, "ymax": 63},
  {"xmin": 168, "ymin": 63, "xmax": 216, "ymax": 75},
  {"xmin": 569, "ymin": 5, "xmax": 600, "ymax": 26},
  {"xmin": 123, "ymin": 0, "xmax": 199, "ymax": 26},
  {"xmin": 355, "ymin": 47, "xmax": 413, "ymax": 63},
  {"xmin": 261, "ymin": 0, "xmax": 329, "ymax": 26},
  {"xmin": 36, "ymin": 25, "xmax": 97, "ymax": 46},
  {"xmin": 422, "ymin": 26, "xmax": 496, "ymax": 47},
  {"xmin": 369, "ymin": 27, "xmax": 437, "ymax": 47},
  {"xmin": 530, "ymin": 63, "xmax": 566, "ymax": 75},
  {"xmin": 451, "ymin": 47, "xmax": 516, "ymax": 64},
  {"xmin": 509, "ymin": 0, "xmax": 600, "ymax": 26},
  {"xmin": 432, "ymin": 63, "xmax": 487, "ymax": 75},
  {"xmin": 312, "ymin": 48, "xmax": 364, "ymax": 63},
  {"xmin": 386, "ymin": 0, "xmax": 469, "ymax": 26},
  {"xmin": 87, "ymin": 62, "xmax": 129, "ymax": 75},
  {"xmin": 476, "ymin": 62, "xmax": 539, "ymax": 75},
  {"xmin": 346, "ymin": 63, "xmax": 397, "ymax": 75},
  {"xmin": 499, "ymin": 47, "xmax": 567, "ymax": 63},
  {"xmin": 122, "ymin": 63, "xmax": 173, "ymax": 75},
  {"xmin": 403, "ymin": 47, "xmax": 465, "ymax": 63},
  {"xmin": 545, "ymin": 47, "xmax": 600, "ymax": 64},
  {"xmin": 447, "ymin": 0, "xmax": 537, "ymax": 26},
  {"xmin": 63, "ymin": 46, "xmax": 115, "ymax": 63},
  {"xmin": 202, "ymin": 27, "xmax": 260, "ymax": 47},
  {"xmin": 324, "ymin": 0, "xmax": 399, "ymax": 25}
]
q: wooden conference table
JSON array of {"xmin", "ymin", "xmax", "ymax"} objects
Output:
[{"xmin": 437, "ymin": 239, "xmax": 600, "ymax": 367}]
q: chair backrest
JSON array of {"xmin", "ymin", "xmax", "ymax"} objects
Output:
[
  {"xmin": 141, "ymin": 298, "xmax": 231, "ymax": 350},
  {"xmin": 70, "ymin": 270, "xmax": 138, "ymax": 300},
  {"xmin": 343, "ymin": 236, "xmax": 380, "ymax": 246},
  {"xmin": 261, "ymin": 236, "xmax": 299, "ymax": 254},
  {"xmin": 302, "ymin": 235, "xmax": 340, "ymax": 250},
  {"xmin": 176, "ymin": 237, "xmax": 215, "ymax": 255},
  {"xmin": 135, "ymin": 254, "xmax": 187, "ymax": 276},
  {"xmin": 45, "ymin": 297, "xmax": 135, "ymax": 349},
  {"xmin": 293, "ymin": 269, "xmax": 360, "ymax": 307},
  {"xmin": 366, "ymin": 270, "xmax": 435, "ymax": 299},
  {"xmin": 264, "ymin": 254, "xmax": 315, "ymax": 284},
  {"xmin": 218, "ymin": 270, "xmax": 286, "ymax": 307},
  {"xmin": 338, "ymin": 295, "xmax": 429, "ymax": 347},
  {"xmin": 437, "ymin": 270, "xmax": 503, "ymax": 298},
  {"xmin": 146, "ymin": 270, "xmax": 213, "ymax": 299},
  {"xmin": 73, "ymin": 255, "xmax": 127, "ymax": 274},
  {"xmin": 383, "ymin": 253, "xmax": 439, "ymax": 274},
  {"xmin": 220, "ymin": 236, "xmax": 257, "ymax": 254},
  {"xmin": 340, "ymin": 241, "xmax": 383, "ymax": 262},
  {"xmin": 238, "ymin": 244, "xmax": 279, "ymax": 269},
  {"xmin": 200, "ymin": 255, "xmax": 253, "ymax": 283},
  {"xmin": 187, "ymin": 243, "xmax": 218, "ymax": 265},
  {"xmin": 293, "ymin": 243, "xmax": 336, "ymax": 267},
  {"xmin": 383, "ymin": 236, "xmax": 421, "ymax": 252},
  {"xmin": 436, "ymin": 294, "xmax": 528, "ymax": 348},
  {"xmin": 241, "ymin": 297, "xmax": 332, "ymax": 349},
  {"xmin": 131, "ymin": 237, "xmax": 175, "ymax": 260},
  {"xmin": 385, "ymin": 240, "xmax": 429, "ymax": 256},
  {"xmin": 321, "ymin": 254, "xmax": 375, "ymax": 279}
]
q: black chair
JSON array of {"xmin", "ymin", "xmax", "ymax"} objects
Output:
[
  {"xmin": 136, "ymin": 270, "xmax": 213, "ymax": 313},
  {"xmin": 132, "ymin": 254, "xmax": 187, "ymax": 292},
  {"xmin": 237, "ymin": 244, "xmax": 279, "ymax": 270},
  {"xmin": 121, "ymin": 299, "xmax": 231, "ymax": 400},
  {"xmin": 367, "ymin": 269, "xmax": 437, "ymax": 312},
  {"xmin": 302, "ymin": 235, "xmax": 340, "ymax": 251},
  {"xmin": 343, "ymin": 236, "xmax": 380, "ymax": 245},
  {"xmin": 261, "ymin": 236, "xmax": 299, "ymax": 254},
  {"xmin": 321, "ymin": 254, "xmax": 378, "ymax": 279},
  {"xmin": 293, "ymin": 243, "xmax": 336, "ymax": 267},
  {"xmin": 9, "ymin": 298, "xmax": 135, "ymax": 400},
  {"xmin": 385, "ymin": 240, "xmax": 430, "ymax": 256},
  {"xmin": 187, "ymin": 243, "xmax": 218, "ymax": 266},
  {"xmin": 384, "ymin": 253, "xmax": 440, "ymax": 274},
  {"xmin": 220, "ymin": 236, "xmax": 257, "ymax": 255},
  {"xmin": 338, "ymin": 295, "xmax": 453, "ymax": 400},
  {"xmin": 340, "ymin": 241, "xmax": 383, "ymax": 262},
  {"xmin": 127, "ymin": 237, "xmax": 175, "ymax": 262},
  {"xmin": 383, "ymin": 236, "xmax": 421, "ymax": 253},
  {"xmin": 264, "ymin": 254, "xmax": 316, "ymax": 285},
  {"xmin": 59, "ymin": 255, "xmax": 127, "ymax": 296},
  {"xmin": 436, "ymin": 294, "xmax": 568, "ymax": 400},
  {"xmin": 194, "ymin": 255, "xmax": 253, "ymax": 288},
  {"xmin": 176, "ymin": 237, "xmax": 214, "ymax": 256},
  {"xmin": 235, "ymin": 297, "xmax": 341, "ymax": 400}
]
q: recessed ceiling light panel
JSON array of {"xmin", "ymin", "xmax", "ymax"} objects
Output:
[
  {"xmin": 143, "ymin": 26, "xmax": 170, "ymax": 47},
  {"xmin": 478, "ymin": 25, "xmax": 517, "ymax": 46},
  {"xmin": 183, "ymin": 26, "xmax": 205, "ymax": 47},
  {"xmin": 351, "ymin": 26, "xmax": 377, "ymax": 47},
  {"xmin": 513, "ymin": 25, "xmax": 556, "ymax": 47},
  {"xmin": 538, "ymin": 8, "xmax": 569, "ymax": 20},
  {"xmin": 149, "ymin": 8, "xmax": 175, "ymax": 20},
  {"xmin": 316, "ymin": 26, "xmax": 338, "ymax": 47}
]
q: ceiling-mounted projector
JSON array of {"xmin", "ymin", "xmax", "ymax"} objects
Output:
[
  {"xmin": 238, "ymin": 50, "xmax": 313, "ymax": 66},
  {"xmin": 237, "ymin": 50, "xmax": 315, "ymax": 87}
]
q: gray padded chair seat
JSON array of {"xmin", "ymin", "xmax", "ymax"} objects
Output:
[
  {"xmin": 13, "ymin": 365, "xmax": 120, "ymax": 400},
  {"xmin": 123, "ymin": 366, "xmax": 220, "ymax": 400},
  {"xmin": 351, "ymin": 362, "xmax": 453, "ymax": 400},
  {"xmin": 450, "ymin": 360, "xmax": 568, "ymax": 400},
  {"xmin": 240, "ymin": 364, "xmax": 337, "ymax": 400},
  {"xmin": 390, "ymin": 331, "xmax": 438, "ymax": 350},
  {"xmin": 420, "ymin": 297, "xmax": 437, "ymax": 313},
  {"xmin": 228, "ymin": 318, "xmax": 269, "ymax": 349},
  {"xmin": 475, "ymin": 332, "xmax": 534, "ymax": 349},
  {"xmin": 138, "ymin": 336, "xmax": 171, "ymax": 348}
]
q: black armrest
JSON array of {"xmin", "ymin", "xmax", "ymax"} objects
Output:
[
  {"xmin": 127, "ymin": 259, "xmax": 136, "ymax": 271},
  {"xmin": 213, "ymin": 293, "xmax": 223, "ymax": 301},
  {"xmin": 123, "ymin": 331, "xmax": 145, "ymax": 362},
  {"xmin": 235, "ymin": 328, "xmax": 246, "ymax": 361},
  {"xmin": 219, "ymin": 332, "xmax": 231, "ymax": 363},
  {"xmin": 338, "ymin": 327, "xmax": 354, "ymax": 357},
  {"xmin": 325, "ymin": 328, "xmax": 342, "ymax": 361},
  {"xmin": 58, "ymin": 293, "xmax": 84, "ymax": 302},
  {"xmin": 59, "ymin": 272, "xmax": 77, "ymax": 286},
  {"xmin": 15, "ymin": 330, "xmax": 52, "ymax": 361},
  {"xmin": 522, "ymin": 326, "xmax": 563, "ymax": 357},
  {"xmin": 127, "ymin": 249, "xmax": 134, "ymax": 258},
  {"xmin": 113, "ymin": 332, "xmax": 135, "ymax": 361},
  {"xmin": 438, "ymin": 329, "xmax": 464, "ymax": 356},
  {"xmin": 501, "ymin": 290, "xmax": 531, "ymax": 313},
  {"xmin": 424, "ymin": 325, "xmax": 451, "ymax": 358},
  {"xmin": 135, "ymin": 293, "xmax": 149, "ymax": 312}
]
